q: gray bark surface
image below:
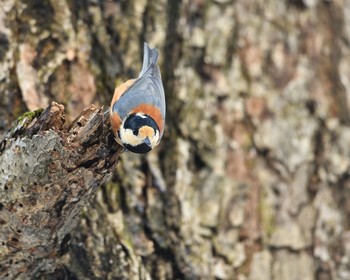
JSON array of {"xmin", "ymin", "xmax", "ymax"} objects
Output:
[{"xmin": 0, "ymin": 103, "xmax": 122, "ymax": 279}]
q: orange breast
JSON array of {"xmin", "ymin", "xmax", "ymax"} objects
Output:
[
  {"xmin": 110, "ymin": 112, "xmax": 122, "ymax": 135},
  {"xmin": 110, "ymin": 79, "xmax": 136, "ymax": 136}
]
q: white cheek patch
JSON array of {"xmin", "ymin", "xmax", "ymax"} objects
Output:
[{"xmin": 119, "ymin": 128, "xmax": 144, "ymax": 146}]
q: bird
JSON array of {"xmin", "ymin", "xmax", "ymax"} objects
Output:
[{"xmin": 109, "ymin": 42, "xmax": 166, "ymax": 154}]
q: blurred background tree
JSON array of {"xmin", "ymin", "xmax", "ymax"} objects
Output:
[{"xmin": 1, "ymin": 0, "xmax": 350, "ymax": 279}]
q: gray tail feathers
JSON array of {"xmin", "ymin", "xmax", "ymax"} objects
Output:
[{"xmin": 139, "ymin": 42, "xmax": 159, "ymax": 78}]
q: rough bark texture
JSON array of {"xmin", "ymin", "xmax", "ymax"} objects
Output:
[
  {"xmin": 1, "ymin": 0, "xmax": 350, "ymax": 280},
  {"xmin": 0, "ymin": 103, "xmax": 122, "ymax": 279}
]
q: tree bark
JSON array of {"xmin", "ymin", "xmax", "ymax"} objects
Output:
[
  {"xmin": 1, "ymin": 0, "xmax": 350, "ymax": 280},
  {"xmin": 0, "ymin": 103, "xmax": 122, "ymax": 279}
]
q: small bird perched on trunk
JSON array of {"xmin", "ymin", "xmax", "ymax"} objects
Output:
[{"xmin": 110, "ymin": 43, "xmax": 166, "ymax": 154}]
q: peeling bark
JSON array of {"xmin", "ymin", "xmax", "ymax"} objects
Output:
[{"xmin": 0, "ymin": 103, "xmax": 122, "ymax": 279}]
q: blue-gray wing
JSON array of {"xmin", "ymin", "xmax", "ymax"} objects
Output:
[{"xmin": 112, "ymin": 43, "xmax": 166, "ymax": 122}]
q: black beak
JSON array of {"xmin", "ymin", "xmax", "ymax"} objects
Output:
[{"xmin": 144, "ymin": 137, "xmax": 152, "ymax": 147}]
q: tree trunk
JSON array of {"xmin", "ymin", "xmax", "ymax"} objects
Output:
[
  {"xmin": 1, "ymin": 0, "xmax": 350, "ymax": 279},
  {"xmin": 0, "ymin": 103, "xmax": 122, "ymax": 279}
]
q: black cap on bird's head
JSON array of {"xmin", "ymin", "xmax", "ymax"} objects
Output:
[{"xmin": 118, "ymin": 113, "xmax": 160, "ymax": 154}]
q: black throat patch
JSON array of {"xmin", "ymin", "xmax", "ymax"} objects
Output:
[{"xmin": 124, "ymin": 143, "xmax": 152, "ymax": 154}]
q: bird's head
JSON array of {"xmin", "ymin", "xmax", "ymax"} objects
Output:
[{"xmin": 118, "ymin": 113, "xmax": 160, "ymax": 154}]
